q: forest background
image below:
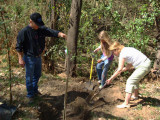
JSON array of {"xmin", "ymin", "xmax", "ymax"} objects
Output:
[
  {"xmin": 1, "ymin": 0, "xmax": 160, "ymax": 78},
  {"xmin": 1, "ymin": 0, "xmax": 160, "ymax": 76}
]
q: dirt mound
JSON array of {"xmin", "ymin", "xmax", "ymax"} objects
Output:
[
  {"xmin": 38, "ymin": 87, "xmax": 92, "ymax": 120},
  {"xmin": 66, "ymin": 97, "xmax": 90, "ymax": 120},
  {"xmin": 39, "ymin": 102, "xmax": 59, "ymax": 120},
  {"xmin": 38, "ymin": 81, "xmax": 125, "ymax": 120},
  {"xmin": 100, "ymin": 86, "xmax": 124, "ymax": 103}
]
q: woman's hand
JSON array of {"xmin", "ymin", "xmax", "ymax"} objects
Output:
[
  {"xmin": 94, "ymin": 45, "xmax": 101, "ymax": 53},
  {"xmin": 97, "ymin": 59, "xmax": 102, "ymax": 63},
  {"xmin": 106, "ymin": 79, "xmax": 112, "ymax": 85},
  {"xmin": 93, "ymin": 49, "xmax": 97, "ymax": 53}
]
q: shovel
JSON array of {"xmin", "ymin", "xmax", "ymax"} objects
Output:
[
  {"xmin": 86, "ymin": 83, "xmax": 110, "ymax": 104},
  {"xmin": 0, "ymin": 102, "xmax": 18, "ymax": 120},
  {"xmin": 84, "ymin": 52, "xmax": 95, "ymax": 90}
]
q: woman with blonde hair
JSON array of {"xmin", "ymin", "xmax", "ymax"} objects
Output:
[
  {"xmin": 106, "ymin": 41, "xmax": 151, "ymax": 108},
  {"xmin": 94, "ymin": 31, "xmax": 114, "ymax": 88}
]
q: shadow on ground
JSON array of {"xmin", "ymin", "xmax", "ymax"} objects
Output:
[{"xmin": 139, "ymin": 96, "xmax": 160, "ymax": 107}]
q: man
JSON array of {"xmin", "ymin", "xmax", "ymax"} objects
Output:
[{"xmin": 15, "ymin": 12, "xmax": 66, "ymax": 103}]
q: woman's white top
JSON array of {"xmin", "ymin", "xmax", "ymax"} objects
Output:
[{"xmin": 119, "ymin": 47, "xmax": 148, "ymax": 68}]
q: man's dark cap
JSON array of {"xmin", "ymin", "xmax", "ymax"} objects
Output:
[{"xmin": 30, "ymin": 12, "xmax": 44, "ymax": 27}]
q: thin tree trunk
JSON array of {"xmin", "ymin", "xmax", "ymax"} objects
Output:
[
  {"xmin": 51, "ymin": 0, "xmax": 56, "ymax": 30},
  {"xmin": 63, "ymin": 0, "xmax": 82, "ymax": 120},
  {"xmin": 49, "ymin": 0, "xmax": 56, "ymax": 72},
  {"xmin": 153, "ymin": 16, "xmax": 160, "ymax": 70},
  {"xmin": 44, "ymin": 0, "xmax": 57, "ymax": 73}
]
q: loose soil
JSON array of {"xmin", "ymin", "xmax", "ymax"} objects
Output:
[{"xmin": 0, "ymin": 67, "xmax": 160, "ymax": 120}]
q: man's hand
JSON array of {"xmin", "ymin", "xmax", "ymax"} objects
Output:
[
  {"xmin": 58, "ymin": 32, "xmax": 67, "ymax": 39},
  {"xmin": 97, "ymin": 59, "xmax": 102, "ymax": 63},
  {"xmin": 19, "ymin": 58, "xmax": 25, "ymax": 67},
  {"xmin": 17, "ymin": 52, "xmax": 25, "ymax": 67}
]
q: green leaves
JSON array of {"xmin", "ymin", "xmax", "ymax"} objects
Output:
[
  {"xmin": 0, "ymin": 6, "xmax": 5, "ymax": 11},
  {"xmin": 14, "ymin": 3, "xmax": 24, "ymax": 16},
  {"xmin": 0, "ymin": 21, "xmax": 4, "ymax": 25}
]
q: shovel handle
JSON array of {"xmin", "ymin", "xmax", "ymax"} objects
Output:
[
  {"xmin": 89, "ymin": 58, "xmax": 94, "ymax": 80},
  {"xmin": 91, "ymin": 51, "xmax": 95, "ymax": 58}
]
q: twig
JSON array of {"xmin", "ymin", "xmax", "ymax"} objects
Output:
[{"xmin": 63, "ymin": 48, "xmax": 69, "ymax": 120}]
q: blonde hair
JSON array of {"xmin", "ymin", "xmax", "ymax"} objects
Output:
[
  {"xmin": 98, "ymin": 31, "xmax": 112, "ymax": 56},
  {"xmin": 109, "ymin": 41, "xmax": 124, "ymax": 51},
  {"xmin": 98, "ymin": 30, "xmax": 112, "ymax": 45}
]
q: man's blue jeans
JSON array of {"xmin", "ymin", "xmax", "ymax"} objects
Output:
[
  {"xmin": 96, "ymin": 55, "xmax": 112, "ymax": 86},
  {"xmin": 24, "ymin": 55, "xmax": 42, "ymax": 98}
]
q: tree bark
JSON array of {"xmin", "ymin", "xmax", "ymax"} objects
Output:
[
  {"xmin": 64, "ymin": 2, "xmax": 82, "ymax": 119},
  {"xmin": 66, "ymin": 0, "xmax": 82, "ymax": 76},
  {"xmin": 50, "ymin": 0, "xmax": 57, "ymax": 30},
  {"xmin": 153, "ymin": 16, "xmax": 160, "ymax": 70},
  {"xmin": 43, "ymin": 0, "xmax": 57, "ymax": 73}
]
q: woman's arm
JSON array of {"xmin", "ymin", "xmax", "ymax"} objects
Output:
[
  {"xmin": 94, "ymin": 45, "xmax": 101, "ymax": 53},
  {"xmin": 106, "ymin": 58, "xmax": 125, "ymax": 84},
  {"xmin": 122, "ymin": 63, "xmax": 133, "ymax": 72}
]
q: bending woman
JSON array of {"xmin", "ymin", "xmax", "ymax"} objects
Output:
[{"xmin": 106, "ymin": 41, "xmax": 151, "ymax": 108}]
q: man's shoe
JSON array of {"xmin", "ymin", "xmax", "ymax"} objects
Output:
[
  {"xmin": 27, "ymin": 97, "xmax": 34, "ymax": 104},
  {"xmin": 35, "ymin": 91, "xmax": 42, "ymax": 97}
]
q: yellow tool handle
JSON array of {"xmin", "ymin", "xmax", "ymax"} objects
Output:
[{"xmin": 90, "ymin": 58, "xmax": 94, "ymax": 80}]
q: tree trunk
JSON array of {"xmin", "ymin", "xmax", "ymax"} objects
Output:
[
  {"xmin": 64, "ymin": 1, "xmax": 82, "ymax": 119},
  {"xmin": 50, "ymin": 0, "xmax": 57, "ymax": 30},
  {"xmin": 66, "ymin": 0, "xmax": 82, "ymax": 77},
  {"xmin": 43, "ymin": 0, "xmax": 57, "ymax": 73},
  {"xmin": 153, "ymin": 15, "xmax": 160, "ymax": 70}
]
